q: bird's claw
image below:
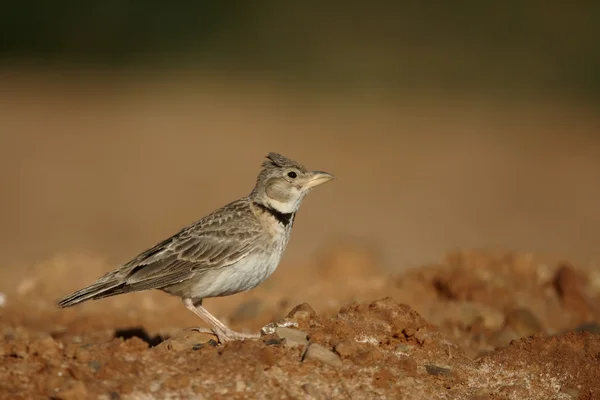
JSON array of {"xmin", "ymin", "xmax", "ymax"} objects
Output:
[{"xmin": 260, "ymin": 319, "xmax": 298, "ymax": 335}]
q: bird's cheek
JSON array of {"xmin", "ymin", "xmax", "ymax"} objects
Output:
[{"xmin": 265, "ymin": 181, "xmax": 291, "ymax": 202}]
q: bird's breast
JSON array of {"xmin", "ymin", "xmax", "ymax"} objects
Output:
[{"xmin": 187, "ymin": 244, "xmax": 286, "ymax": 300}]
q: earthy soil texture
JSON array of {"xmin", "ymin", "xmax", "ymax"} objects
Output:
[{"xmin": 2, "ymin": 247, "xmax": 600, "ymax": 399}]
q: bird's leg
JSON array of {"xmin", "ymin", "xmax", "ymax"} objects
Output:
[{"xmin": 183, "ymin": 298, "xmax": 261, "ymax": 343}]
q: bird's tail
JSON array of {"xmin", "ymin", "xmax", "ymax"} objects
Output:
[{"xmin": 57, "ymin": 271, "xmax": 126, "ymax": 308}]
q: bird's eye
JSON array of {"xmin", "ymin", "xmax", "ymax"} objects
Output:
[{"xmin": 287, "ymin": 171, "xmax": 297, "ymax": 179}]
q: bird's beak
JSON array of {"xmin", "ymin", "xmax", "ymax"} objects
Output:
[{"xmin": 304, "ymin": 171, "xmax": 335, "ymax": 189}]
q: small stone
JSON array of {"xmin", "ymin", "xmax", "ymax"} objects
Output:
[
  {"xmin": 192, "ymin": 343, "xmax": 203, "ymax": 351},
  {"xmin": 403, "ymin": 327, "xmax": 416, "ymax": 337},
  {"xmin": 424, "ymin": 364, "xmax": 451, "ymax": 376},
  {"xmin": 275, "ymin": 327, "xmax": 309, "ymax": 348},
  {"xmin": 207, "ymin": 339, "xmax": 218, "ymax": 347},
  {"xmin": 413, "ymin": 328, "xmax": 430, "ymax": 345},
  {"xmin": 261, "ymin": 319, "xmax": 299, "ymax": 335},
  {"xmin": 333, "ymin": 339, "xmax": 356, "ymax": 359},
  {"xmin": 286, "ymin": 303, "xmax": 316, "ymax": 320},
  {"xmin": 396, "ymin": 343, "xmax": 412, "ymax": 353},
  {"xmin": 109, "ymin": 392, "xmax": 121, "ymax": 400},
  {"xmin": 302, "ymin": 343, "xmax": 342, "ymax": 368},
  {"xmin": 88, "ymin": 360, "xmax": 102, "ymax": 373},
  {"xmin": 264, "ymin": 338, "xmax": 283, "ymax": 346}
]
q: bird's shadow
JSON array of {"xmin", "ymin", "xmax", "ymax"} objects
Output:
[{"xmin": 114, "ymin": 327, "xmax": 167, "ymax": 347}]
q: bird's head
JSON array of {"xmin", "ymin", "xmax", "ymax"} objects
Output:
[{"xmin": 250, "ymin": 152, "xmax": 334, "ymax": 213}]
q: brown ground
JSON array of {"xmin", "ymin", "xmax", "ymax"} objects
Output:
[
  {"xmin": 1, "ymin": 72, "xmax": 600, "ymax": 399},
  {"xmin": 2, "ymin": 247, "xmax": 600, "ymax": 399}
]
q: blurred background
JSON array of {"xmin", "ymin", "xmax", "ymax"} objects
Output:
[{"xmin": 1, "ymin": 2, "xmax": 599, "ymax": 272}]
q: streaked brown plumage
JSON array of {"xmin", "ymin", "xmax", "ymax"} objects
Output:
[{"xmin": 58, "ymin": 152, "xmax": 334, "ymax": 343}]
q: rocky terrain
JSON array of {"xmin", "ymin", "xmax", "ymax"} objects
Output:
[{"xmin": 1, "ymin": 246, "xmax": 599, "ymax": 399}]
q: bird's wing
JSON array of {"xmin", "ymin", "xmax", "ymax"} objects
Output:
[{"xmin": 119, "ymin": 199, "xmax": 263, "ymax": 291}]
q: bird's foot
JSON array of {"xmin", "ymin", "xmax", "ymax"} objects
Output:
[
  {"xmin": 215, "ymin": 328, "xmax": 261, "ymax": 343},
  {"xmin": 187, "ymin": 326, "xmax": 261, "ymax": 344},
  {"xmin": 186, "ymin": 327, "xmax": 216, "ymax": 335},
  {"xmin": 260, "ymin": 319, "xmax": 298, "ymax": 336}
]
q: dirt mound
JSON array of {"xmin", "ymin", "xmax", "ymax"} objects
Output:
[{"xmin": 1, "ymin": 249, "xmax": 600, "ymax": 399}]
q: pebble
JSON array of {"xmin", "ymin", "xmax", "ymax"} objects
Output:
[
  {"xmin": 333, "ymin": 339, "xmax": 356, "ymax": 359},
  {"xmin": 275, "ymin": 327, "xmax": 309, "ymax": 348},
  {"xmin": 396, "ymin": 343, "xmax": 413, "ymax": 353},
  {"xmin": 88, "ymin": 360, "xmax": 102, "ymax": 373},
  {"xmin": 413, "ymin": 328, "xmax": 431, "ymax": 345},
  {"xmin": 286, "ymin": 303, "xmax": 317, "ymax": 320},
  {"xmin": 0, "ymin": 292, "xmax": 5, "ymax": 307},
  {"xmin": 424, "ymin": 365, "xmax": 451, "ymax": 376},
  {"xmin": 302, "ymin": 343, "xmax": 342, "ymax": 368}
]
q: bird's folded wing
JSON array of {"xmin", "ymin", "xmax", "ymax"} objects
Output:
[{"xmin": 120, "ymin": 220, "xmax": 262, "ymax": 291}]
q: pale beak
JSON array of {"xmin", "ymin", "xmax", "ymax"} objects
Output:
[{"xmin": 304, "ymin": 171, "xmax": 335, "ymax": 189}]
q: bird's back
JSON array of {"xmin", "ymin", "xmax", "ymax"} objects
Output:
[{"xmin": 58, "ymin": 198, "xmax": 267, "ymax": 307}]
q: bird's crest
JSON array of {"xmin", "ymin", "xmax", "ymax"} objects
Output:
[{"xmin": 262, "ymin": 152, "xmax": 306, "ymax": 172}]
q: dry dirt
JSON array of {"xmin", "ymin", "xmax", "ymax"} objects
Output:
[{"xmin": 2, "ymin": 247, "xmax": 600, "ymax": 399}]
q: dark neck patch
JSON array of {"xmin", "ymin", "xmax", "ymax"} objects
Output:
[{"xmin": 254, "ymin": 202, "xmax": 295, "ymax": 227}]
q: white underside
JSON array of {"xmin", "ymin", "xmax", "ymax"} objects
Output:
[{"xmin": 187, "ymin": 249, "xmax": 284, "ymax": 299}]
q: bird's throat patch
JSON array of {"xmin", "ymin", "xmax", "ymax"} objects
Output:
[{"xmin": 254, "ymin": 202, "xmax": 294, "ymax": 227}]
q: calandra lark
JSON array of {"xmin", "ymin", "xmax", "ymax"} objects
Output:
[{"xmin": 58, "ymin": 152, "xmax": 334, "ymax": 343}]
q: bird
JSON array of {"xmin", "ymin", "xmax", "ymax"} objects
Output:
[{"xmin": 57, "ymin": 152, "xmax": 334, "ymax": 343}]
